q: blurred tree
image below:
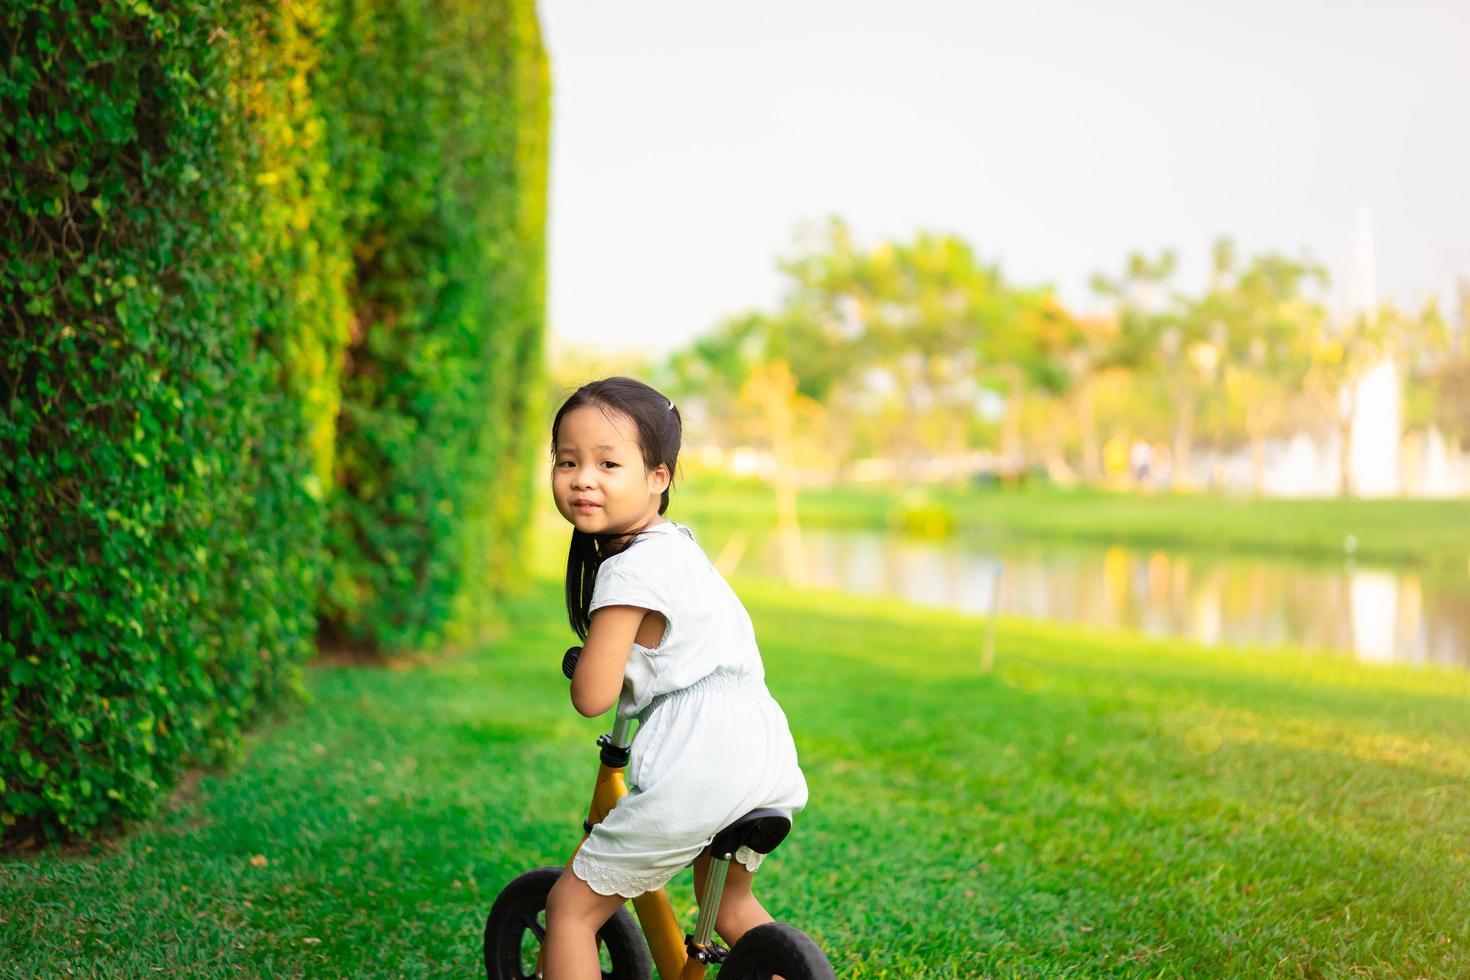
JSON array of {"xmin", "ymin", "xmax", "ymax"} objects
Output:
[
  {"xmin": 779, "ymin": 218, "xmax": 1013, "ymax": 477},
  {"xmin": 1091, "ymin": 249, "xmax": 1212, "ymax": 488},
  {"xmin": 663, "ymin": 310, "xmax": 828, "ymax": 579},
  {"xmin": 1399, "ymin": 299, "xmax": 1454, "ymax": 443},
  {"xmin": 663, "ymin": 312, "xmax": 768, "ymax": 452},
  {"xmin": 1303, "ymin": 311, "xmax": 1385, "ymax": 498},
  {"xmin": 664, "ymin": 309, "xmax": 840, "ymax": 450},
  {"xmin": 985, "ymin": 290, "xmax": 1083, "ymax": 477},
  {"xmin": 548, "ymin": 343, "xmax": 655, "ymax": 402},
  {"xmin": 1200, "ymin": 240, "xmax": 1329, "ymax": 494},
  {"xmin": 738, "ymin": 357, "xmax": 821, "ymax": 583},
  {"xmin": 1421, "ymin": 358, "xmax": 1470, "ymax": 446},
  {"xmin": 658, "ymin": 220, "xmax": 1460, "ymax": 501},
  {"xmin": 1421, "ymin": 281, "xmax": 1470, "ymax": 448},
  {"xmin": 1046, "ymin": 309, "xmax": 1127, "ymax": 484},
  {"xmin": 1302, "ymin": 300, "xmax": 1443, "ymax": 497}
]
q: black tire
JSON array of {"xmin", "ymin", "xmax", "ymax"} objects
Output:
[
  {"xmin": 483, "ymin": 866, "xmax": 652, "ymax": 980},
  {"xmin": 720, "ymin": 922, "xmax": 836, "ymax": 980}
]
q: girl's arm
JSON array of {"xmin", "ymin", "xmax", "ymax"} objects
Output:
[{"xmin": 570, "ymin": 604, "xmax": 648, "ymax": 717}]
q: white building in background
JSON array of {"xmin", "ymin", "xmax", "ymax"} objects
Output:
[
  {"xmin": 1187, "ymin": 204, "xmax": 1469, "ymax": 499},
  {"xmin": 1347, "ymin": 359, "xmax": 1402, "ymax": 497},
  {"xmin": 1341, "ymin": 204, "xmax": 1398, "ymax": 498},
  {"xmin": 1260, "ymin": 433, "xmax": 1338, "ymax": 498},
  {"xmin": 1256, "ymin": 202, "xmax": 1470, "ymax": 500},
  {"xmin": 1246, "ymin": 361, "xmax": 1466, "ymax": 499},
  {"xmin": 1411, "ymin": 428, "xmax": 1470, "ymax": 497}
]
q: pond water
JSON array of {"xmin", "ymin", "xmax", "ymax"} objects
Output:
[{"xmin": 689, "ymin": 524, "xmax": 1470, "ymax": 671}]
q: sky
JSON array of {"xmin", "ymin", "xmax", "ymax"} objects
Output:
[{"xmin": 537, "ymin": 0, "xmax": 1470, "ymax": 356}]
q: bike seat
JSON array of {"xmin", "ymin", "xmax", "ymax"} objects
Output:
[{"xmin": 707, "ymin": 808, "xmax": 791, "ymax": 860}]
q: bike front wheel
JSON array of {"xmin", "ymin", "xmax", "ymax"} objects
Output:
[
  {"xmin": 720, "ymin": 921, "xmax": 836, "ymax": 980},
  {"xmin": 483, "ymin": 866, "xmax": 652, "ymax": 980}
]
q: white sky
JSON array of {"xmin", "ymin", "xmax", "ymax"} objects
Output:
[{"xmin": 538, "ymin": 0, "xmax": 1470, "ymax": 355}]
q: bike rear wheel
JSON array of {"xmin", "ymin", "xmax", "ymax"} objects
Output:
[
  {"xmin": 483, "ymin": 866, "xmax": 652, "ymax": 980},
  {"xmin": 719, "ymin": 921, "xmax": 836, "ymax": 980}
]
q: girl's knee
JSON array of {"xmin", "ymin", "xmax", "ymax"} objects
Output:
[
  {"xmin": 546, "ymin": 870, "xmax": 593, "ymax": 923},
  {"xmin": 547, "ymin": 868, "xmax": 622, "ymax": 931},
  {"xmin": 546, "ymin": 874, "xmax": 571, "ymax": 920}
]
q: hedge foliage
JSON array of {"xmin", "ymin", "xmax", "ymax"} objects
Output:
[
  {"xmin": 1, "ymin": 0, "xmax": 547, "ymax": 844},
  {"xmin": 319, "ymin": 0, "xmax": 549, "ymax": 651}
]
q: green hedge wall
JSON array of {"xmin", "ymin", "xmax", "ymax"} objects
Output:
[
  {"xmin": 318, "ymin": 0, "xmax": 549, "ymax": 652},
  {"xmin": 0, "ymin": 0, "xmax": 547, "ymax": 844}
]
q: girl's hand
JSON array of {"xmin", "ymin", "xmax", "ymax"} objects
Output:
[
  {"xmin": 570, "ymin": 605, "xmax": 647, "ymax": 717},
  {"xmin": 561, "ymin": 646, "xmax": 582, "ymax": 679}
]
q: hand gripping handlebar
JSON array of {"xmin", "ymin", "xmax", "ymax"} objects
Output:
[{"xmin": 562, "ymin": 645, "xmax": 582, "ymax": 680}]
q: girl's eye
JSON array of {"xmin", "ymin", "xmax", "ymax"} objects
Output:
[{"xmin": 600, "ymin": 461, "xmax": 618, "ymax": 469}]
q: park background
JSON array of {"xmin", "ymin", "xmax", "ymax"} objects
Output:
[{"xmin": 3, "ymin": 0, "xmax": 1469, "ymax": 976}]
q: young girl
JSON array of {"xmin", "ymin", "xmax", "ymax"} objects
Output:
[{"xmin": 543, "ymin": 377, "xmax": 809, "ymax": 979}]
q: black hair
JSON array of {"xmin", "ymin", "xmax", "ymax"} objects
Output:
[{"xmin": 551, "ymin": 376, "xmax": 682, "ymax": 640}]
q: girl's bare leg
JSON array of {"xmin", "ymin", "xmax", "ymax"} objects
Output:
[
  {"xmin": 544, "ymin": 868, "xmax": 628, "ymax": 980},
  {"xmin": 692, "ymin": 853, "xmax": 772, "ymax": 946}
]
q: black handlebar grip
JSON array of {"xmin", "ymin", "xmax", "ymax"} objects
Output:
[{"xmin": 562, "ymin": 646, "xmax": 582, "ymax": 679}]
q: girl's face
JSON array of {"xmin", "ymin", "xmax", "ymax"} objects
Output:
[{"xmin": 552, "ymin": 404, "xmax": 669, "ymax": 537}]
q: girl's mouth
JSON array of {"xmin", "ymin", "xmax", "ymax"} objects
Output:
[{"xmin": 571, "ymin": 501, "xmax": 600, "ymax": 513}]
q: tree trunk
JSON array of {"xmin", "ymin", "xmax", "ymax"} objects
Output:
[
  {"xmin": 946, "ymin": 410, "xmax": 968, "ymax": 485},
  {"xmin": 772, "ymin": 474, "xmax": 805, "ymax": 585},
  {"xmin": 1000, "ymin": 407, "xmax": 1022, "ymax": 478},
  {"xmin": 999, "ymin": 368, "xmax": 1025, "ymax": 479},
  {"xmin": 827, "ymin": 396, "xmax": 853, "ymax": 484},
  {"xmin": 1250, "ymin": 431, "xmax": 1267, "ymax": 496},
  {"xmin": 1334, "ymin": 380, "xmax": 1357, "ymax": 498},
  {"xmin": 1077, "ymin": 377, "xmax": 1101, "ymax": 484},
  {"xmin": 1171, "ymin": 390, "xmax": 1194, "ymax": 490},
  {"xmin": 752, "ymin": 361, "xmax": 807, "ymax": 585},
  {"xmin": 1246, "ymin": 407, "xmax": 1268, "ymax": 496},
  {"xmin": 900, "ymin": 367, "xmax": 926, "ymax": 479}
]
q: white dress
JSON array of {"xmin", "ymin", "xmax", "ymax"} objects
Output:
[{"xmin": 571, "ymin": 520, "xmax": 810, "ymax": 899}]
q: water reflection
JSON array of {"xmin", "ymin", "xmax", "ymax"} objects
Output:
[{"xmin": 694, "ymin": 525, "xmax": 1470, "ymax": 670}]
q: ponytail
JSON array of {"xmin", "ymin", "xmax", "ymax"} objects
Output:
[
  {"xmin": 564, "ymin": 517, "xmax": 668, "ymax": 640},
  {"xmin": 565, "ymin": 529, "xmax": 601, "ymax": 641}
]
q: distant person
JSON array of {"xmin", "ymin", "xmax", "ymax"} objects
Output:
[
  {"xmin": 1129, "ymin": 439, "xmax": 1153, "ymax": 484},
  {"xmin": 541, "ymin": 377, "xmax": 809, "ymax": 979},
  {"xmin": 1103, "ymin": 435, "xmax": 1131, "ymax": 485}
]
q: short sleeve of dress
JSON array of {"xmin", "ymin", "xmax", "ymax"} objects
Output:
[{"xmin": 589, "ymin": 540, "xmax": 675, "ymax": 621}]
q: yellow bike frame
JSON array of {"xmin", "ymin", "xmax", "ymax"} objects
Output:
[{"xmin": 563, "ymin": 717, "xmax": 722, "ymax": 980}]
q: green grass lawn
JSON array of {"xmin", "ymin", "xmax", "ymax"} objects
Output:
[
  {"xmin": 676, "ymin": 479, "xmax": 1470, "ymax": 574},
  {"xmin": 4, "ymin": 573, "xmax": 1469, "ymax": 976}
]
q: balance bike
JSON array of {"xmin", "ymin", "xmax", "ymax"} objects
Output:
[{"xmin": 483, "ymin": 647, "xmax": 835, "ymax": 979}]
